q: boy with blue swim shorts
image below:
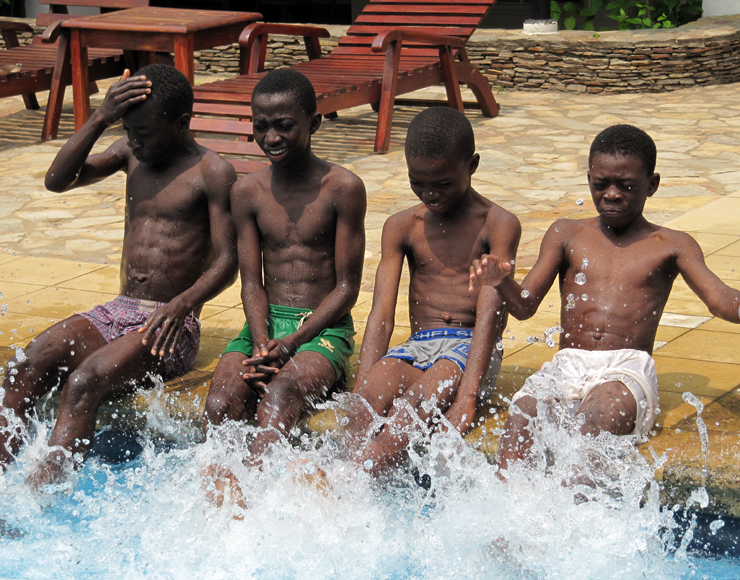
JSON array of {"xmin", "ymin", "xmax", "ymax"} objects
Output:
[{"xmin": 342, "ymin": 107, "xmax": 521, "ymax": 476}]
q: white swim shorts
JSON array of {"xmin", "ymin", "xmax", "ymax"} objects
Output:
[{"xmin": 512, "ymin": 348, "xmax": 659, "ymax": 442}]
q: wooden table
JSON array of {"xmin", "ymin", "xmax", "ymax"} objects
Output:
[{"xmin": 63, "ymin": 7, "xmax": 262, "ymax": 130}]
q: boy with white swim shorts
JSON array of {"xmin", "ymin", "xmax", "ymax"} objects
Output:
[
  {"xmin": 469, "ymin": 124, "xmax": 740, "ymax": 475},
  {"xmin": 343, "ymin": 107, "xmax": 521, "ymax": 476}
]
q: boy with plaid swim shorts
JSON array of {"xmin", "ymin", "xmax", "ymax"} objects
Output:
[{"xmin": 1, "ymin": 64, "xmax": 238, "ymax": 487}]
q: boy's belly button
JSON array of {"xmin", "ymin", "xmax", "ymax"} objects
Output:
[{"xmin": 443, "ymin": 313, "xmax": 452, "ymax": 324}]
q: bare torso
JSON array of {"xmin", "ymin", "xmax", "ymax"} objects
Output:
[
  {"xmin": 557, "ymin": 218, "xmax": 679, "ymax": 353},
  {"xmin": 120, "ymin": 147, "xmax": 219, "ymax": 308},
  {"xmin": 403, "ymin": 193, "xmax": 503, "ymax": 332},
  {"xmin": 235, "ymin": 159, "xmax": 357, "ymax": 308}
]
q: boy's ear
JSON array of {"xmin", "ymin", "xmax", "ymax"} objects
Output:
[
  {"xmin": 309, "ymin": 112, "xmax": 322, "ymax": 135},
  {"xmin": 178, "ymin": 113, "xmax": 191, "ymax": 132},
  {"xmin": 647, "ymin": 172, "xmax": 660, "ymax": 197},
  {"xmin": 469, "ymin": 153, "xmax": 480, "ymax": 176}
]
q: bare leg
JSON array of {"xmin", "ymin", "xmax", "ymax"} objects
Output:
[
  {"xmin": 496, "ymin": 381, "xmax": 637, "ymax": 477},
  {"xmin": 344, "ymin": 357, "xmax": 425, "ymax": 451},
  {"xmin": 202, "ymin": 351, "xmax": 259, "ymax": 438},
  {"xmin": 29, "ymin": 330, "xmax": 166, "ymax": 488},
  {"xmin": 496, "ymin": 395, "xmax": 539, "ymax": 476},
  {"xmin": 357, "ymin": 359, "xmax": 462, "ymax": 476},
  {"xmin": 578, "ymin": 381, "xmax": 637, "ymax": 437},
  {"xmin": 0, "ymin": 316, "xmax": 106, "ymax": 467},
  {"xmin": 248, "ymin": 350, "xmax": 336, "ymax": 462}
]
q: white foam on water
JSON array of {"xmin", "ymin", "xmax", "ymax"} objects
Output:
[{"xmin": 0, "ymin": 386, "xmax": 737, "ymax": 579}]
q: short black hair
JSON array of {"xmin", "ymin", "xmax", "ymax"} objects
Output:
[
  {"xmin": 589, "ymin": 124, "xmax": 657, "ymax": 175},
  {"xmin": 405, "ymin": 107, "xmax": 475, "ymax": 163},
  {"xmin": 134, "ymin": 63, "xmax": 193, "ymax": 119},
  {"xmin": 252, "ymin": 69, "xmax": 317, "ymax": 116}
]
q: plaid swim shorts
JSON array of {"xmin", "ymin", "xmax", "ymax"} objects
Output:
[{"xmin": 78, "ymin": 295, "xmax": 200, "ymax": 379}]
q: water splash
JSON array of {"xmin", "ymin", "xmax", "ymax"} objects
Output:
[
  {"xmin": 575, "ymin": 273, "xmax": 587, "ymax": 286},
  {"xmin": 0, "ymin": 386, "xmax": 732, "ymax": 578},
  {"xmin": 682, "ymin": 391, "xmax": 708, "ymax": 488}
]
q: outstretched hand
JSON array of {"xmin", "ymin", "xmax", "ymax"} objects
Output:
[
  {"xmin": 138, "ymin": 296, "xmax": 192, "ymax": 358},
  {"xmin": 469, "ymin": 254, "xmax": 513, "ymax": 292},
  {"xmin": 96, "ymin": 69, "xmax": 151, "ymax": 127}
]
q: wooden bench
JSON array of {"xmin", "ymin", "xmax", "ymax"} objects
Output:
[
  {"xmin": 190, "ymin": 0, "xmax": 500, "ymax": 172},
  {"xmin": 0, "ymin": 0, "xmax": 147, "ymax": 141}
]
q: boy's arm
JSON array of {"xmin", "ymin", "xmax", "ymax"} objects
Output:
[
  {"xmin": 354, "ymin": 215, "xmax": 407, "ymax": 388},
  {"xmin": 470, "ymin": 219, "xmax": 568, "ymax": 320},
  {"xmin": 45, "ymin": 70, "xmax": 151, "ymax": 192},
  {"xmin": 445, "ymin": 212, "xmax": 521, "ymax": 434},
  {"xmin": 675, "ymin": 232, "xmax": 740, "ymax": 322},
  {"xmin": 140, "ymin": 156, "xmax": 239, "ymax": 356},
  {"xmin": 247, "ymin": 173, "xmax": 367, "ymax": 369}
]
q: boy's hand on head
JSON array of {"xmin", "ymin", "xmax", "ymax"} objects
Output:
[
  {"xmin": 96, "ymin": 69, "xmax": 152, "ymax": 127},
  {"xmin": 138, "ymin": 297, "xmax": 192, "ymax": 358},
  {"xmin": 469, "ymin": 255, "xmax": 512, "ymax": 291}
]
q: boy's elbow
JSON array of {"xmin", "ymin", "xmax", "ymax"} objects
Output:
[{"xmin": 44, "ymin": 172, "xmax": 67, "ymax": 193}]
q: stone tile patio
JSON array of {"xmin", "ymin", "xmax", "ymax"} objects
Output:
[{"xmin": 0, "ymin": 77, "xmax": 739, "ymax": 514}]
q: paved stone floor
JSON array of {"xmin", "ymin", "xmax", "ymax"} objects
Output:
[{"xmin": 1, "ymin": 78, "xmax": 739, "ymax": 512}]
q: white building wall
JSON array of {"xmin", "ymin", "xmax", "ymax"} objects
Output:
[{"xmin": 703, "ymin": 0, "xmax": 740, "ymax": 17}]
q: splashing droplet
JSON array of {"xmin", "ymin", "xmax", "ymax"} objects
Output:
[
  {"xmin": 576, "ymin": 199, "xmax": 584, "ymax": 206},
  {"xmin": 521, "ymin": 290, "xmax": 530, "ymax": 298},
  {"xmin": 581, "ymin": 258, "xmax": 589, "ymax": 269},
  {"xmin": 581, "ymin": 294, "xmax": 588, "ymax": 301},
  {"xmin": 575, "ymin": 273, "xmax": 586, "ymax": 285}
]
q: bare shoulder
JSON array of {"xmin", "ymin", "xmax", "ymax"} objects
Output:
[
  {"xmin": 652, "ymin": 225, "xmax": 702, "ymax": 254},
  {"xmin": 230, "ymin": 164, "xmax": 271, "ymax": 202},
  {"xmin": 322, "ymin": 161, "xmax": 366, "ymax": 200},
  {"xmin": 483, "ymin": 201, "xmax": 521, "ymax": 236},
  {"xmin": 382, "ymin": 205, "xmax": 419, "ymax": 243},
  {"xmin": 197, "ymin": 147, "xmax": 237, "ymax": 189}
]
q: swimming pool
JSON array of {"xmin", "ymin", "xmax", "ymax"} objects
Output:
[{"xmin": 0, "ymin": 388, "xmax": 738, "ymax": 580}]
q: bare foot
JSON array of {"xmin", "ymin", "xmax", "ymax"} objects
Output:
[
  {"xmin": 201, "ymin": 464, "xmax": 247, "ymax": 517},
  {"xmin": 288, "ymin": 458, "xmax": 330, "ymax": 497},
  {"xmin": 25, "ymin": 449, "xmax": 72, "ymax": 493}
]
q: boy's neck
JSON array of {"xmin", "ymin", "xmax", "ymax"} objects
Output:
[
  {"xmin": 434, "ymin": 187, "xmax": 477, "ymax": 221},
  {"xmin": 271, "ymin": 148, "xmax": 318, "ymax": 184},
  {"xmin": 598, "ymin": 213, "xmax": 651, "ymax": 240}
]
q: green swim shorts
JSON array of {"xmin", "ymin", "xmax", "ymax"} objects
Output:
[{"xmin": 223, "ymin": 303, "xmax": 355, "ymax": 380}]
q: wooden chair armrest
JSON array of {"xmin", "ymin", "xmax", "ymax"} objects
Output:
[
  {"xmin": 371, "ymin": 29, "xmax": 466, "ymax": 53},
  {"xmin": 238, "ymin": 22, "xmax": 330, "ymax": 48},
  {"xmin": 239, "ymin": 22, "xmax": 331, "ymax": 74},
  {"xmin": 0, "ymin": 20, "xmax": 34, "ymax": 34},
  {"xmin": 41, "ymin": 21, "xmax": 65, "ymax": 44}
]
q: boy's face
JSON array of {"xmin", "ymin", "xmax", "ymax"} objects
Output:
[
  {"xmin": 588, "ymin": 152, "xmax": 659, "ymax": 230},
  {"xmin": 406, "ymin": 154, "xmax": 479, "ymax": 215},
  {"xmin": 252, "ymin": 92, "xmax": 321, "ymax": 166},
  {"xmin": 122, "ymin": 99, "xmax": 187, "ymax": 167}
]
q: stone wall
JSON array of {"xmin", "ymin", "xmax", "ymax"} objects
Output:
[{"xmin": 3, "ymin": 16, "xmax": 739, "ymax": 94}]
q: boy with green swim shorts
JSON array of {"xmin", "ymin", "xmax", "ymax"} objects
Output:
[{"xmin": 202, "ymin": 69, "xmax": 367, "ymax": 472}]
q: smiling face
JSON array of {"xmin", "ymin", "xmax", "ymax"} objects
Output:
[
  {"xmin": 251, "ymin": 92, "xmax": 321, "ymax": 166},
  {"xmin": 122, "ymin": 99, "xmax": 187, "ymax": 167},
  {"xmin": 588, "ymin": 152, "xmax": 660, "ymax": 230},
  {"xmin": 406, "ymin": 154, "xmax": 479, "ymax": 215}
]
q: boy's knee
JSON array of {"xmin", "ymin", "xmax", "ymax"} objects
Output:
[{"xmin": 64, "ymin": 365, "xmax": 105, "ymax": 411}]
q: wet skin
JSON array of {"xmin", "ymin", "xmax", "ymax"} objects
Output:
[
  {"xmin": 202, "ymin": 91, "xmax": 367, "ymax": 464},
  {"xmin": 0, "ymin": 70, "xmax": 237, "ymax": 486},
  {"xmin": 470, "ymin": 152, "xmax": 740, "ymax": 474},
  {"xmin": 347, "ymin": 153, "xmax": 521, "ymax": 476}
]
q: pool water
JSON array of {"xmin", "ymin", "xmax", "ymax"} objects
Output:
[{"xmin": 1, "ymin": 388, "xmax": 739, "ymax": 580}]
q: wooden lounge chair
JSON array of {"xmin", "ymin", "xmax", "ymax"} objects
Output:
[
  {"xmin": 191, "ymin": 0, "xmax": 499, "ymax": 173},
  {"xmin": 0, "ymin": 0, "xmax": 147, "ymax": 141}
]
